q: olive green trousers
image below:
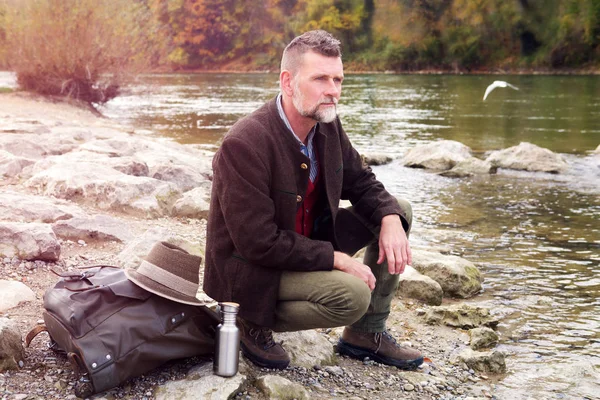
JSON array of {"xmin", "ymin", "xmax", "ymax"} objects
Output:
[{"xmin": 272, "ymin": 198, "xmax": 412, "ymax": 333}]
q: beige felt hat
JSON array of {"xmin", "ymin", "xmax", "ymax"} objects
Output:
[{"xmin": 125, "ymin": 242, "xmax": 205, "ymax": 306}]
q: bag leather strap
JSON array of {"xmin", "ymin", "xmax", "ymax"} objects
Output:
[
  {"xmin": 25, "ymin": 325, "xmax": 48, "ymax": 347},
  {"xmin": 50, "ymin": 265, "xmax": 119, "ymax": 291}
]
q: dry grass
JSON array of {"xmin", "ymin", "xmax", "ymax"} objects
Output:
[{"xmin": 1, "ymin": 0, "xmax": 155, "ymax": 105}]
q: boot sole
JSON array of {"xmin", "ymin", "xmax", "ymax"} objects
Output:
[
  {"xmin": 240, "ymin": 342, "xmax": 290, "ymax": 370},
  {"xmin": 337, "ymin": 339, "xmax": 423, "ymax": 370}
]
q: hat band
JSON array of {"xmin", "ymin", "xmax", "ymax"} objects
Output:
[{"xmin": 137, "ymin": 260, "xmax": 198, "ymax": 297}]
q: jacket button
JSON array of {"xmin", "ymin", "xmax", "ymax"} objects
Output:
[
  {"xmin": 300, "ymin": 163, "xmax": 308, "ymax": 170},
  {"xmin": 296, "ymin": 195, "xmax": 302, "ymax": 202}
]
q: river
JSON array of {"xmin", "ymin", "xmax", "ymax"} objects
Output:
[{"xmin": 2, "ymin": 71, "xmax": 600, "ymax": 399}]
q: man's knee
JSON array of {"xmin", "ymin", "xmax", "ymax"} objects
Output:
[
  {"xmin": 340, "ymin": 276, "xmax": 371, "ymax": 325},
  {"xmin": 314, "ymin": 271, "xmax": 371, "ymax": 326}
]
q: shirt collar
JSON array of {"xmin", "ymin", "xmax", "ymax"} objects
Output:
[{"xmin": 276, "ymin": 93, "xmax": 316, "ymax": 146}]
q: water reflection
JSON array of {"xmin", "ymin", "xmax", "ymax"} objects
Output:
[{"xmin": 105, "ymin": 73, "xmax": 279, "ymax": 144}]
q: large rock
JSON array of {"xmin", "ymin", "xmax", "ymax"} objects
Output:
[
  {"xmin": 47, "ymin": 125, "xmax": 96, "ymax": 143},
  {"xmin": 151, "ymin": 164, "xmax": 208, "ymax": 193},
  {"xmin": 0, "ymin": 318, "xmax": 24, "ymax": 371},
  {"xmin": 361, "ymin": 153, "xmax": 393, "ymax": 166},
  {"xmin": 402, "ymin": 140, "xmax": 472, "ymax": 170},
  {"xmin": 116, "ymin": 227, "xmax": 204, "ymax": 270},
  {"xmin": 22, "ymin": 150, "xmax": 149, "ymax": 178},
  {"xmin": 0, "ymin": 135, "xmax": 48, "ymax": 159},
  {"xmin": 469, "ymin": 327, "xmax": 499, "ymax": 350},
  {"xmin": 424, "ymin": 304, "xmax": 499, "ymax": 329},
  {"xmin": 135, "ymin": 142, "xmax": 212, "ymax": 190},
  {"xmin": 78, "ymin": 137, "xmax": 213, "ymax": 190},
  {"xmin": 77, "ymin": 138, "xmax": 142, "ymax": 157},
  {"xmin": 439, "ymin": 156, "xmax": 497, "ymax": 178},
  {"xmin": 26, "ymin": 151, "xmax": 149, "ymax": 178},
  {"xmin": 24, "ymin": 162, "xmax": 180, "ymax": 217},
  {"xmin": 0, "ymin": 129, "xmax": 87, "ymax": 160},
  {"xmin": 155, "ymin": 362, "xmax": 246, "ymax": 400},
  {"xmin": 397, "ymin": 266, "xmax": 443, "ymax": 305},
  {"xmin": 171, "ymin": 185, "xmax": 211, "ymax": 219},
  {"xmin": 485, "ymin": 142, "xmax": 569, "ymax": 173},
  {"xmin": 52, "ymin": 215, "xmax": 133, "ymax": 243},
  {"xmin": 0, "ymin": 150, "xmax": 34, "ymax": 178},
  {"xmin": 0, "ymin": 281, "xmax": 36, "ymax": 312},
  {"xmin": 0, "ymin": 191, "xmax": 85, "ymax": 223},
  {"xmin": 275, "ymin": 330, "xmax": 335, "ymax": 368},
  {"xmin": 256, "ymin": 375, "xmax": 310, "ymax": 400},
  {"xmin": 0, "ymin": 222, "xmax": 60, "ymax": 261},
  {"xmin": 455, "ymin": 348, "xmax": 506, "ymax": 374},
  {"xmin": 411, "ymin": 250, "xmax": 482, "ymax": 298}
]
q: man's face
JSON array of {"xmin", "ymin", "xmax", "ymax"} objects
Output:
[{"xmin": 291, "ymin": 51, "xmax": 343, "ymax": 124}]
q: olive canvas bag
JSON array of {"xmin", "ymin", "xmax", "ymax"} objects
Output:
[{"xmin": 27, "ymin": 265, "xmax": 219, "ymax": 398}]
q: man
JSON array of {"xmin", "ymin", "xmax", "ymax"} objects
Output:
[{"xmin": 204, "ymin": 30, "xmax": 423, "ymax": 371}]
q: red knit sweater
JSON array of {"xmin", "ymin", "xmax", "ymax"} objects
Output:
[{"xmin": 295, "ymin": 171, "xmax": 321, "ymax": 237}]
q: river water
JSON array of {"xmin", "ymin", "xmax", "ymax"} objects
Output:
[{"xmin": 3, "ymin": 71, "xmax": 599, "ymax": 399}]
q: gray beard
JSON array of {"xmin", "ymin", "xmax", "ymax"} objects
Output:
[{"xmin": 292, "ymin": 87, "xmax": 338, "ymax": 123}]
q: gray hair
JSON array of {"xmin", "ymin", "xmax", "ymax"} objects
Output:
[{"xmin": 280, "ymin": 30, "xmax": 342, "ymax": 75}]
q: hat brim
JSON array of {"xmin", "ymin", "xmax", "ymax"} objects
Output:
[{"xmin": 124, "ymin": 269, "xmax": 207, "ymax": 306}]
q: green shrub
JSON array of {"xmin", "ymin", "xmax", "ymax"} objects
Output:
[{"xmin": 2, "ymin": 0, "xmax": 155, "ymax": 105}]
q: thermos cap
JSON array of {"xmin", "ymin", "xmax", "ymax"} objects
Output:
[{"xmin": 218, "ymin": 302, "xmax": 240, "ymax": 313}]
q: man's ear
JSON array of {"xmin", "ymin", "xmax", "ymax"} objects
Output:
[{"xmin": 280, "ymin": 70, "xmax": 294, "ymax": 97}]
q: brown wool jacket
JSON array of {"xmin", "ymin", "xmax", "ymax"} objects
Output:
[{"xmin": 203, "ymin": 97, "xmax": 406, "ymax": 327}]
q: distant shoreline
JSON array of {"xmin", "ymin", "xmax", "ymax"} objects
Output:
[
  {"xmin": 2, "ymin": 68, "xmax": 600, "ymax": 80},
  {"xmin": 149, "ymin": 68, "xmax": 600, "ymax": 76}
]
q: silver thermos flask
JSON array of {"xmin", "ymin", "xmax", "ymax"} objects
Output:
[{"xmin": 214, "ymin": 302, "xmax": 240, "ymax": 377}]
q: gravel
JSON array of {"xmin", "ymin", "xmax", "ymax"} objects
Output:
[{"xmin": 0, "ymin": 214, "xmax": 498, "ymax": 400}]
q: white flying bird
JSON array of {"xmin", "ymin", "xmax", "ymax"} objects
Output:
[{"xmin": 483, "ymin": 80, "xmax": 520, "ymax": 101}]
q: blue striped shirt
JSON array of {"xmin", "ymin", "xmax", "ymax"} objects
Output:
[{"xmin": 276, "ymin": 94, "xmax": 318, "ymax": 182}]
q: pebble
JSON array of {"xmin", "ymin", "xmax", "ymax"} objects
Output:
[
  {"xmin": 404, "ymin": 383, "xmax": 415, "ymax": 391},
  {"xmin": 54, "ymin": 380, "xmax": 67, "ymax": 390},
  {"xmin": 18, "ymin": 360, "xmax": 24, "ymax": 368},
  {"xmin": 324, "ymin": 365, "xmax": 344, "ymax": 376}
]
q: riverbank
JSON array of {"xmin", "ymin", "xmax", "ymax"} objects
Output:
[
  {"xmin": 148, "ymin": 65, "xmax": 600, "ymax": 75},
  {"xmin": 1, "ymin": 92, "xmax": 506, "ymax": 400}
]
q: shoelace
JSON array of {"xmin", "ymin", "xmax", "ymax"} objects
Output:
[
  {"xmin": 249, "ymin": 328, "xmax": 277, "ymax": 350},
  {"xmin": 373, "ymin": 330, "xmax": 400, "ymax": 353}
]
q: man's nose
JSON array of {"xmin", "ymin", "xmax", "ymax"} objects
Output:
[{"xmin": 324, "ymin": 79, "xmax": 341, "ymax": 98}]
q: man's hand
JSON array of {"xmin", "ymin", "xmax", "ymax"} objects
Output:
[
  {"xmin": 333, "ymin": 251, "xmax": 376, "ymax": 290},
  {"xmin": 378, "ymin": 214, "xmax": 412, "ymax": 275}
]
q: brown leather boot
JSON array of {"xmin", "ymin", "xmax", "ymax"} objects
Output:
[
  {"xmin": 337, "ymin": 327, "xmax": 423, "ymax": 370},
  {"xmin": 238, "ymin": 318, "xmax": 290, "ymax": 370}
]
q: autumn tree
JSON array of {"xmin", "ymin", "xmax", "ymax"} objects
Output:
[
  {"xmin": 170, "ymin": 0, "xmax": 239, "ymax": 67},
  {"xmin": 228, "ymin": 0, "xmax": 289, "ymax": 68}
]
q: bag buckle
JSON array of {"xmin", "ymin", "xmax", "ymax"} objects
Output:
[
  {"xmin": 51, "ymin": 268, "xmax": 97, "ymax": 281},
  {"xmin": 65, "ymin": 270, "xmax": 96, "ymax": 281}
]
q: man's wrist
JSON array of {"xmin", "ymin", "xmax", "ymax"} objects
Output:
[{"xmin": 382, "ymin": 214, "xmax": 401, "ymax": 224}]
